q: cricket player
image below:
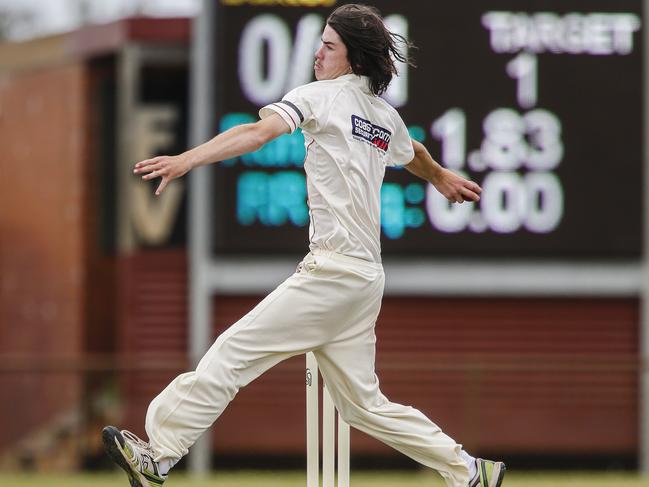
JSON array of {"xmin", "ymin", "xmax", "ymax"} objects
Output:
[{"xmin": 103, "ymin": 4, "xmax": 505, "ymax": 487}]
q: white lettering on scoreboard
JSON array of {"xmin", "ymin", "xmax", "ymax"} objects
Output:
[
  {"xmin": 482, "ymin": 11, "xmax": 641, "ymax": 55},
  {"xmin": 427, "ymin": 9, "xmax": 641, "ymax": 235}
]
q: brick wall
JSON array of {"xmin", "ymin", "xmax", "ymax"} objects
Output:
[{"xmin": 0, "ymin": 62, "xmax": 88, "ymax": 459}]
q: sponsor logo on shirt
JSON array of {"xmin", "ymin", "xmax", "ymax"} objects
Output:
[{"xmin": 351, "ymin": 115, "xmax": 391, "ymax": 152}]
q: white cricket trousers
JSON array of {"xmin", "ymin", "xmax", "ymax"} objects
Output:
[{"xmin": 145, "ymin": 249, "xmax": 470, "ymax": 487}]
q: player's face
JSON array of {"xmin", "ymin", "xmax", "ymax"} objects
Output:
[{"xmin": 314, "ymin": 24, "xmax": 352, "ymax": 81}]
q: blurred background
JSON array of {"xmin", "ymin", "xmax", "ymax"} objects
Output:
[{"xmin": 0, "ymin": 0, "xmax": 647, "ymax": 484}]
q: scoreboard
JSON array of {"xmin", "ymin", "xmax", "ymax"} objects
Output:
[{"xmin": 212, "ymin": 0, "xmax": 643, "ymax": 258}]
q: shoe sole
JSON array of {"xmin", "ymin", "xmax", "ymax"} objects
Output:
[
  {"xmin": 102, "ymin": 426, "xmax": 145, "ymax": 487},
  {"xmin": 494, "ymin": 462, "xmax": 506, "ymax": 487}
]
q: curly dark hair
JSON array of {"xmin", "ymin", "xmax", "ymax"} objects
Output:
[{"xmin": 326, "ymin": 3, "xmax": 416, "ymax": 96}]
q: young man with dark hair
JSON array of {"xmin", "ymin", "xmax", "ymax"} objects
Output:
[{"xmin": 103, "ymin": 4, "xmax": 505, "ymax": 487}]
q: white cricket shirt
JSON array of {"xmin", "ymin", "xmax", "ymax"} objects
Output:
[{"xmin": 260, "ymin": 74, "xmax": 414, "ymax": 263}]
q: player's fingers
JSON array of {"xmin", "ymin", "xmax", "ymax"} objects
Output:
[
  {"xmin": 460, "ymin": 185, "xmax": 481, "ymax": 202},
  {"xmin": 134, "ymin": 157, "xmax": 161, "ymax": 171},
  {"xmin": 135, "ymin": 165, "xmax": 152, "ymax": 175},
  {"xmin": 461, "ymin": 186, "xmax": 480, "ymax": 202},
  {"xmin": 134, "ymin": 163, "xmax": 156, "ymax": 174},
  {"xmin": 447, "ymin": 191, "xmax": 463, "ymax": 204},
  {"xmin": 467, "ymin": 180, "xmax": 482, "ymax": 194},
  {"xmin": 135, "ymin": 156, "xmax": 171, "ymax": 174},
  {"xmin": 452, "ymin": 186, "xmax": 466, "ymax": 203},
  {"xmin": 142, "ymin": 167, "xmax": 167, "ymax": 180},
  {"xmin": 156, "ymin": 177, "xmax": 169, "ymax": 196},
  {"xmin": 142, "ymin": 158, "xmax": 172, "ymax": 177}
]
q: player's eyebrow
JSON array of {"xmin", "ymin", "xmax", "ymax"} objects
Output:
[{"xmin": 321, "ymin": 38, "xmax": 335, "ymax": 47}]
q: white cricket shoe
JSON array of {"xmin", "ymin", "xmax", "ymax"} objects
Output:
[
  {"xmin": 102, "ymin": 426, "xmax": 167, "ymax": 487},
  {"xmin": 468, "ymin": 458, "xmax": 506, "ymax": 487}
]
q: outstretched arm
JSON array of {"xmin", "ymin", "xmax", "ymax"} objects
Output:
[
  {"xmin": 134, "ymin": 113, "xmax": 290, "ymax": 195},
  {"xmin": 405, "ymin": 140, "xmax": 481, "ymax": 203}
]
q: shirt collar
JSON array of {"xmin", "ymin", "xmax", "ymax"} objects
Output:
[{"xmin": 338, "ymin": 73, "xmax": 372, "ymax": 94}]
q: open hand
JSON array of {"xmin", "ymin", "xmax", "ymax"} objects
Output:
[{"xmin": 133, "ymin": 155, "xmax": 192, "ymax": 196}]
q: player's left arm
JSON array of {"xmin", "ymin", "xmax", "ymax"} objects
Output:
[{"xmin": 405, "ymin": 139, "xmax": 481, "ymax": 203}]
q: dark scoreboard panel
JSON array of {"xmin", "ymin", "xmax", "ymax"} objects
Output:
[{"xmin": 212, "ymin": 0, "xmax": 643, "ymax": 258}]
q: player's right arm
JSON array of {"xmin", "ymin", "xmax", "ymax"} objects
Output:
[{"xmin": 133, "ymin": 113, "xmax": 290, "ymax": 195}]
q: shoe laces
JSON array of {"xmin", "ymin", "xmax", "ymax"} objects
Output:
[{"xmin": 121, "ymin": 430, "xmax": 153, "ymax": 453}]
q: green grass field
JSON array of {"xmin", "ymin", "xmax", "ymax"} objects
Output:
[{"xmin": 0, "ymin": 471, "xmax": 647, "ymax": 487}]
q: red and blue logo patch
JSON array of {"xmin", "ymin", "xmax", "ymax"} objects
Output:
[{"xmin": 351, "ymin": 115, "xmax": 391, "ymax": 152}]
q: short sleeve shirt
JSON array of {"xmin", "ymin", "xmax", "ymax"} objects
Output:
[{"xmin": 260, "ymin": 74, "xmax": 414, "ymax": 263}]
